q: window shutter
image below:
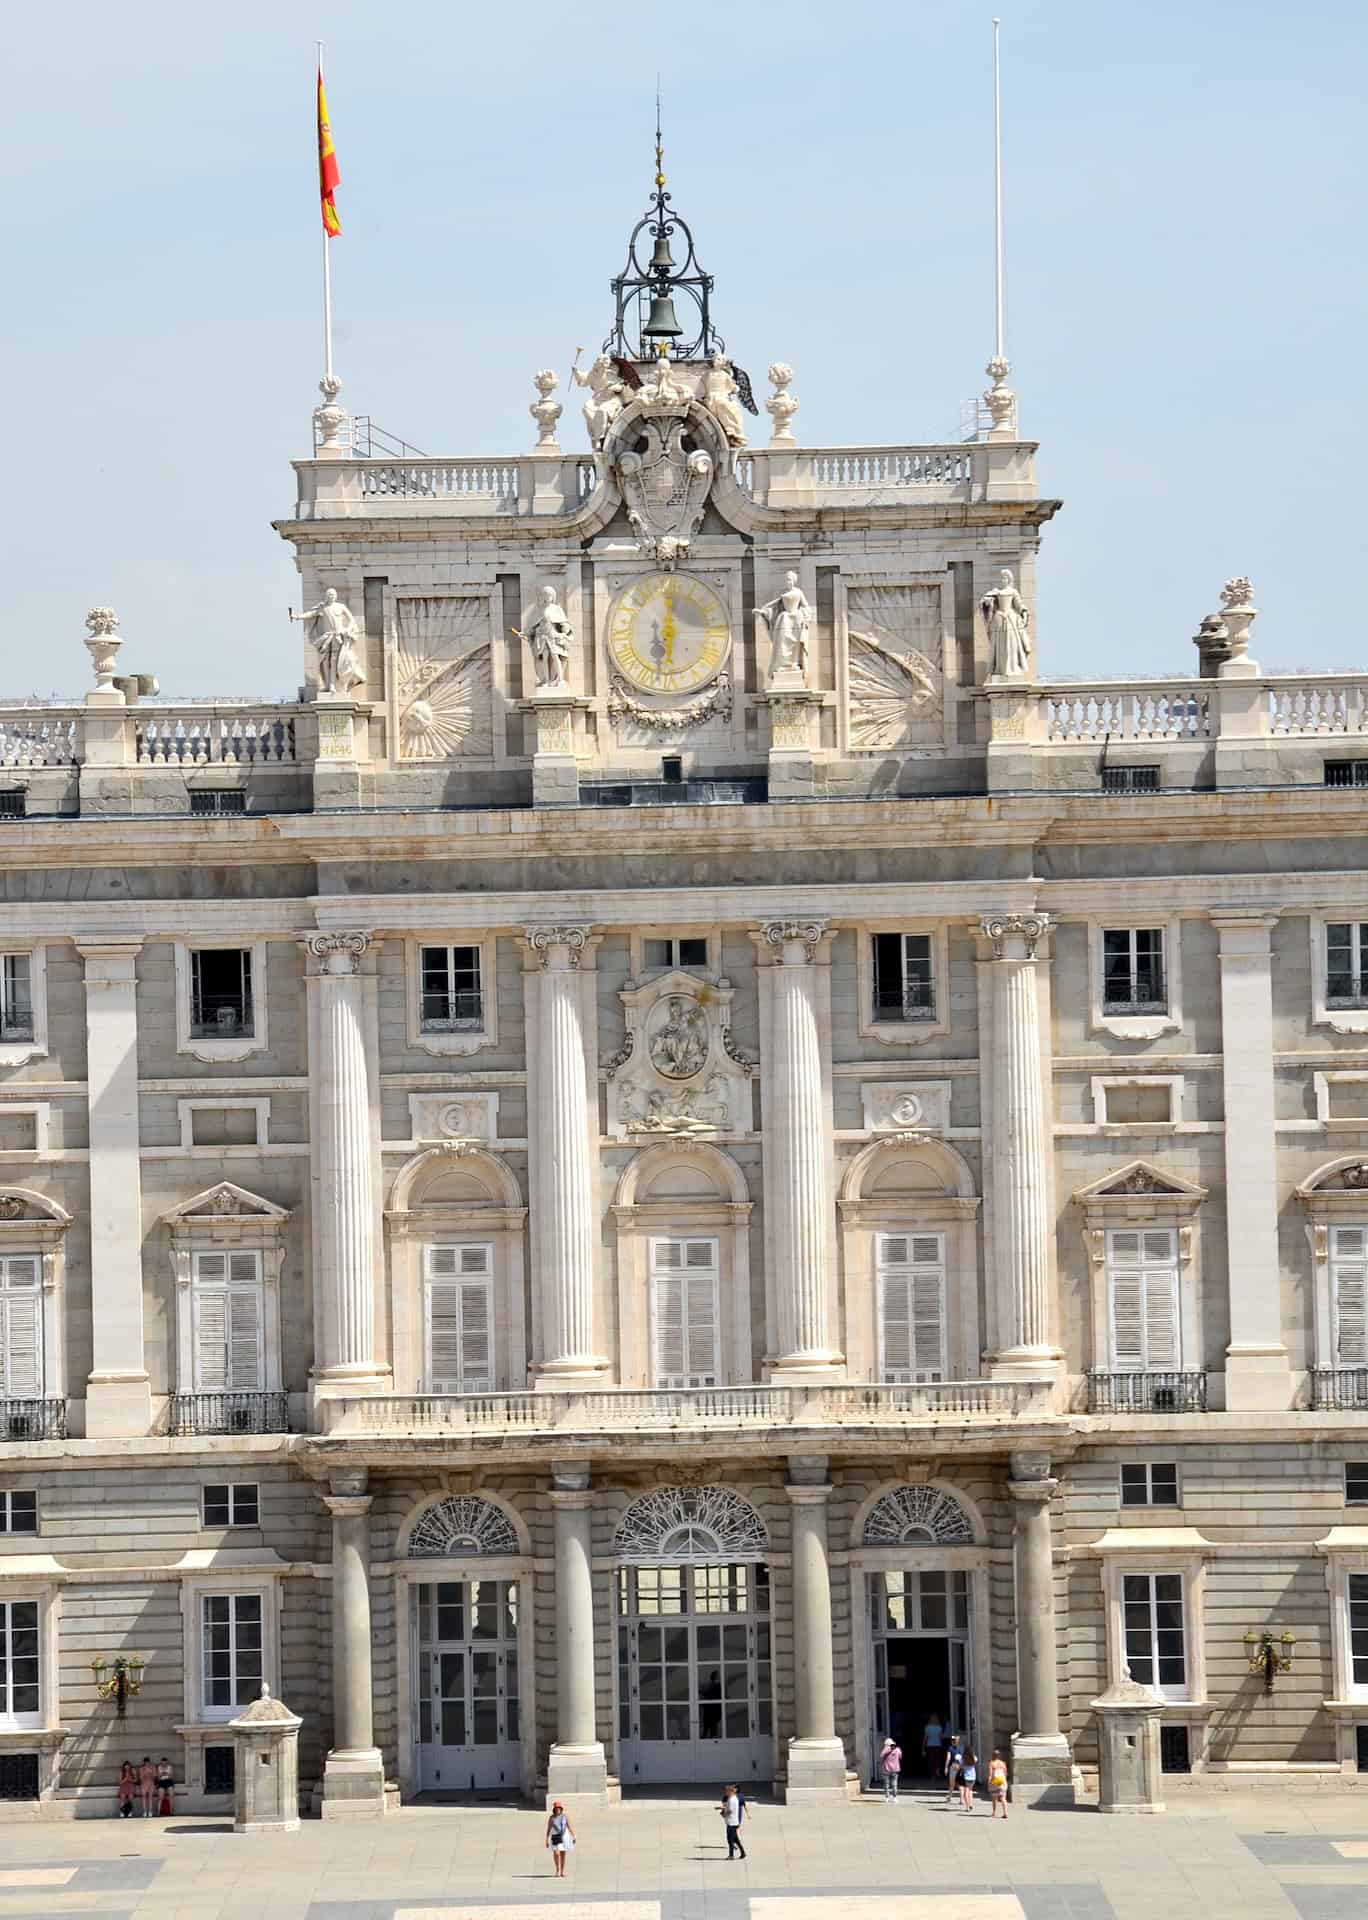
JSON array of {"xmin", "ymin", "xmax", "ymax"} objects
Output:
[
  {"xmin": 458, "ymin": 1281, "xmax": 493, "ymax": 1391},
  {"xmin": 651, "ymin": 1242, "xmax": 686, "ymax": 1385},
  {"xmin": 426, "ymin": 1245, "xmax": 459, "ymax": 1279},
  {"xmin": 1109, "ymin": 1229, "xmax": 1179, "ymax": 1368},
  {"xmin": 427, "ymin": 1281, "xmax": 464, "ymax": 1390},
  {"xmin": 1334, "ymin": 1229, "xmax": 1368, "ymax": 1364},
  {"xmin": 1142, "ymin": 1260, "xmax": 1180, "ymax": 1368},
  {"xmin": 195, "ymin": 1252, "xmax": 229, "ymax": 1285},
  {"xmin": 683, "ymin": 1265, "xmax": 720, "ymax": 1386},
  {"xmin": 459, "ymin": 1245, "xmax": 490, "ymax": 1276},
  {"xmin": 911, "ymin": 1262, "xmax": 947, "ymax": 1379},
  {"xmin": 0, "ymin": 1285, "xmax": 42, "ymax": 1398},
  {"xmin": 226, "ymin": 1286, "xmax": 264, "ymax": 1389},
  {"xmin": 877, "ymin": 1245, "xmax": 913, "ymax": 1379},
  {"xmin": 1109, "ymin": 1264, "xmax": 1146, "ymax": 1368},
  {"xmin": 194, "ymin": 1289, "xmax": 230, "ymax": 1392}
]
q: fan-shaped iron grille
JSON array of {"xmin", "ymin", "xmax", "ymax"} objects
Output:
[
  {"xmin": 407, "ymin": 1494, "xmax": 519, "ymax": 1559},
  {"xmin": 863, "ymin": 1485, "xmax": 974, "ymax": 1547},
  {"xmin": 614, "ymin": 1486, "xmax": 767, "ymax": 1565}
]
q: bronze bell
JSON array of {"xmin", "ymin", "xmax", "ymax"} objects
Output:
[
  {"xmin": 642, "ymin": 291, "xmax": 683, "ymax": 341},
  {"xmin": 649, "ymin": 231, "xmax": 675, "ymax": 271}
]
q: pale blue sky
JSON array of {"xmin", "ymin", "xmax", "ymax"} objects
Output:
[{"xmin": 1, "ymin": 0, "xmax": 1362, "ymax": 698}]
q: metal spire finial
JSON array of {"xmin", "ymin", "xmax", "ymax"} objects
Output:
[{"xmin": 655, "ymin": 80, "xmax": 665, "ymax": 190}]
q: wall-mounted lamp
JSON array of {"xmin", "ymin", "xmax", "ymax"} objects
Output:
[
  {"xmin": 1243, "ymin": 1629, "xmax": 1295, "ymax": 1695},
  {"xmin": 91, "ymin": 1654, "xmax": 147, "ymax": 1717}
]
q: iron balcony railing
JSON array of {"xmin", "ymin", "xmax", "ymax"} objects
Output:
[
  {"xmin": 0, "ymin": 1398, "xmax": 67, "ymax": 1441},
  {"xmin": 1088, "ymin": 1370, "xmax": 1207, "ymax": 1414},
  {"xmin": 1311, "ymin": 1367, "xmax": 1368, "ymax": 1411},
  {"xmin": 169, "ymin": 1391, "xmax": 289, "ymax": 1437}
]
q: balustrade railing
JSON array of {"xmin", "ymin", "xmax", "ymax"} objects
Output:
[
  {"xmin": 135, "ymin": 711, "xmax": 297, "ymax": 765},
  {"xmin": 0, "ymin": 712, "xmax": 82, "ymax": 767},
  {"xmin": 807, "ymin": 445, "xmax": 972, "ymax": 489},
  {"xmin": 170, "ymin": 1391, "xmax": 290, "ymax": 1436},
  {"xmin": 1087, "ymin": 1369, "xmax": 1207, "ymax": 1414},
  {"xmin": 357, "ymin": 460, "xmax": 520, "ymax": 503},
  {"xmin": 1045, "ymin": 686, "xmax": 1212, "ymax": 742},
  {"xmin": 0, "ymin": 1398, "xmax": 66, "ymax": 1442},
  {"xmin": 1311, "ymin": 1366, "xmax": 1368, "ymax": 1411},
  {"xmin": 1267, "ymin": 678, "xmax": 1368, "ymax": 735}
]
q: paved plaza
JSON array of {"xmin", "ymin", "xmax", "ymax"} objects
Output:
[{"xmin": 2, "ymin": 1789, "xmax": 1368, "ymax": 1920}]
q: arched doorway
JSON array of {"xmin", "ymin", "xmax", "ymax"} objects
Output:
[
  {"xmin": 614, "ymin": 1486, "xmax": 773, "ymax": 1787},
  {"xmin": 400, "ymin": 1494, "xmax": 528, "ymax": 1794}
]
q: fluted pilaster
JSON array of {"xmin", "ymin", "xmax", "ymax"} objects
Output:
[
  {"xmin": 762, "ymin": 921, "xmax": 843, "ymax": 1381},
  {"xmin": 309, "ymin": 933, "xmax": 381, "ymax": 1385},
  {"xmin": 981, "ymin": 914, "xmax": 1058, "ymax": 1378},
  {"xmin": 525, "ymin": 927, "xmax": 606, "ymax": 1384}
]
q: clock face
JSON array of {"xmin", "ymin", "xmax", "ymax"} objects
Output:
[{"xmin": 607, "ymin": 573, "xmax": 731, "ymax": 695}]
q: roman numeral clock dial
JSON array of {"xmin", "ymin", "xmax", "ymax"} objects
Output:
[{"xmin": 608, "ymin": 573, "xmax": 731, "ymax": 696}]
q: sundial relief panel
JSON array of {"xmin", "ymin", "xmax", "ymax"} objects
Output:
[
  {"xmin": 390, "ymin": 594, "xmax": 494, "ymax": 761},
  {"xmin": 845, "ymin": 584, "xmax": 945, "ymax": 750}
]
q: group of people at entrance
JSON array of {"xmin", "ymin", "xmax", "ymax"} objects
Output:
[{"xmin": 879, "ymin": 1716, "xmax": 1008, "ymax": 1816}]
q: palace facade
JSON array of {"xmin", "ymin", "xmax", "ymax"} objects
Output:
[{"xmin": 1, "ymin": 162, "xmax": 1367, "ymax": 1819}]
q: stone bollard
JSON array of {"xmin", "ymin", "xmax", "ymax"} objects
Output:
[
  {"xmin": 229, "ymin": 1685, "xmax": 303, "ymax": 1833},
  {"xmin": 1091, "ymin": 1674, "xmax": 1166, "ymax": 1814}
]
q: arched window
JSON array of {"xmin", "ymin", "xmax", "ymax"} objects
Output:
[
  {"xmin": 407, "ymin": 1495, "xmax": 520, "ymax": 1559},
  {"xmin": 614, "ymin": 1486, "xmax": 767, "ymax": 1565},
  {"xmin": 863, "ymin": 1484, "xmax": 975, "ymax": 1547}
]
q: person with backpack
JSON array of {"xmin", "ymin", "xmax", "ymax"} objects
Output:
[
  {"xmin": 958, "ymin": 1746, "xmax": 978, "ymax": 1812},
  {"xmin": 987, "ymin": 1749, "xmax": 1009, "ymax": 1817},
  {"xmin": 545, "ymin": 1801, "xmax": 575, "ymax": 1876},
  {"xmin": 879, "ymin": 1735, "xmax": 903, "ymax": 1801}
]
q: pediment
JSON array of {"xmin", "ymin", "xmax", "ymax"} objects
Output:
[
  {"xmin": 1072, "ymin": 1160, "xmax": 1207, "ymax": 1205},
  {"xmin": 1297, "ymin": 1156, "xmax": 1368, "ymax": 1197},
  {"xmin": 161, "ymin": 1181, "xmax": 290, "ymax": 1224}
]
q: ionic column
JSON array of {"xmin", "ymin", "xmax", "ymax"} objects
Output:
[
  {"xmin": 307, "ymin": 933, "xmax": 384, "ymax": 1397},
  {"xmin": 1214, "ymin": 911, "xmax": 1291, "ymax": 1409},
  {"xmin": 524, "ymin": 927, "xmax": 606, "ymax": 1385},
  {"xmin": 545, "ymin": 1463, "xmax": 608, "ymax": 1805},
  {"xmin": 980, "ymin": 913, "xmax": 1059, "ymax": 1379},
  {"xmin": 320, "ymin": 1469, "xmax": 386, "ymax": 1819},
  {"xmin": 761, "ymin": 920, "xmax": 843, "ymax": 1381},
  {"xmin": 783, "ymin": 1455, "xmax": 847, "ymax": 1800},
  {"xmin": 1007, "ymin": 1449, "xmax": 1072, "ymax": 1799},
  {"xmin": 78, "ymin": 938, "xmax": 152, "ymax": 1437}
]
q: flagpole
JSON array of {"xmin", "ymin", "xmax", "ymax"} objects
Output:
[
  {"xmin": 992, "ymin": 16, "xmax": 1004, "ymax": 364},
  {"xmin": 319, "ymin": 41, "xmax": 335, "ymax": 384}
]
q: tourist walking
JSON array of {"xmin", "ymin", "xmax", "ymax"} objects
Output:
[
  {"xmin": 988, "ymin": 1749, "xmax": 1009, "ymax": 1817},
  {"xmin": 137, "ymin": 1756, "xmax": 156, "ymax": 1817},
  {"xmin": 879, "ymin": 1735, "xmax": 902, "ymax": 1800},
  {"xmin": 958, "ymin": 1746, "xmax": 978, "ymax": 1812},
  {"xmin": 720, "ymin": 1783, "xmax": 747, "ymax": 1859},
  {"xmin": 116, "ymin": 1762, "xmax": 136, "ymax": 1818},
  {"xmin": 943, "ymin": 1730, "xmax": 963, "ymax": 1804},
  {"xmin": 545, "ymin": 1800, "xmax": 575, "ymax": 1875},
  {"xmin": 921, "ymin": 1710, "xmax": 944, "ymax": 1777}
]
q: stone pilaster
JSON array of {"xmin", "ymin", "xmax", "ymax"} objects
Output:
[
  {"xmin": 1214, "ymin": 911, "xmax": 1292, "ymax": 1409},
  {"xmin": 77, "ymin": 938, "xmax": 152, "ymax": 1436},
  {"xmin": 307, "ymin": 933, "xmax": 386, "ymax": 1402},
  {"xmin": 783, "ymin": 1455, "xmax": 848, "ymax": 1800},
  {"xmin": 1007, "ymin": 1449, "xmax": 1072, "ymax": 1802},
  {"xmin": 320, "ymin": 1469, "xmax": 387, "ymax": 1819},
  {"xmin": 761, "ymin": 920, "xmax": 843, "ymax": 1382},
  {"xmin": 524, "ymin": 928, "xmax": 607, "ymax": 1385},
  {"xmin": 546, "ymin": 1462, "xmax": 611, "ymax": 1805},
  {"xmin": 980, "ymin": 913, "xmax": 1061, "ymax": 1381}
]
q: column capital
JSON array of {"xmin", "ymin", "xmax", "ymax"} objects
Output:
[
  {"xmin": 75, "ymin": 935, "xmax": 143, "ymax": 979},
  {"xmin": 980, "ymin": 911, "xmax": 1049, "ymax": 960},
  {"xmin": 524, "ymin": 924, "xmax": 592, "ymax": 969},
  {"xmin": 760, "ymin": 917, "xmax": 828, "ymax": 964},
  {"xmin": 1008, "ymin": 1449, "xmax": 1058, "ymax": 1503},
  {"xmin": 785, "ymin": 1482, "xmax": 834, "ymax": 1506},
  {"xmin": 306, "ymin": 931, "xmax": 371, "ymax": 976}
]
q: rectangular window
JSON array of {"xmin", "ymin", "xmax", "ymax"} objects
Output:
[
  {"xmin": 189, "ymin": 948, "xmax": 254, "ymax": 1038},
  {"xmin": 876, "ymin": 1232, "xmax": 947, "ymax": 1383},
  {"xmin": 202, "ymin": 1592, "xmax": 263, "ymax": 1713},
  {"xmin": 872, "ymin": 933, "xmax": 935, "ymax": 1023},
  {"xmin": 1120, "ymin": 1463, "xmax": 1179, "ymax": 1508},
  {"xmin": 0, "ymin": 956, "xmax": 33, "ymax": 1043},
  {"xmin": 1326, "ymin": 924, "xmax": 1368, "ymax": 1007},
  {"xmin": 189, "ymin": 790, "xmax": 247, "ymax": 815},
  {"xmin": 202, "ymin": 1484, "xmax": 260, "ymax": 1529},
  {"xmin": 1101, "ymin": 765, "xmax": 1161, "ymax": 793},
  {"xmin": 0, "ymin": 793, "xmax": 26, "ymax": 822},
  {"xmin": 1107, "ymin": 1229, "xmax": 1180, "ymax": 1371},
  {"xmin": 1103, "ymin": 928, "xmax": 1167, "ymax": 1012},
  {"xmin": 1331, "ymin": 1228, "xmax": 1368, "ymax": 1365},
  {"xmin": 0, "ymin": 1600, "xmax": 40, "ymax": 1723},
  {"xmin": 191, "ymin": 1251, "xmax": 265, "ymax": 1392},
  {"xmin": 419, "ymin": 945, "xmax": 483, "ymax": 1032},
  {"xmin": 1347, "ymin": 1463, "xmax": 1368, "ymax": 1505},
  {"xmin": 204, "ymin": 1745, "xmax": 235, "ymax": 1794},
  {"xmin": 0, "ymin": 1258, "xmax": 42, "ymax": 1400},
  {"xmin": 642, "ymin": 936, "xmax": 709, "ymax": 972},
  {"xmin": 424, "ymin": 1244, "xmax": 493, "ymax": 1393},
  {"xmin": 1160, "ymin": 1724, "xmax": 1192, "ymax": 1773},
  {"xmin": 1350, "ymin": 1574, "xmax": 1368, "ymax": 1689},
  {"xmin": 0, "ymin": 1492, "xmax": 36, "ymax": 1536},
  {"xmin": 649, "ymin": 1238, "xmax": 720, "ymax": 1389},
  {"xmin": 1326, "ymin": 762, "xmax": 1368, "ymax": 789},
  {"xmin": 1122, "ymin": 1571, "xmax": 1187, "ymax": 1697}
]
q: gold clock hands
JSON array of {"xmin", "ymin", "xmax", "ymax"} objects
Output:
[{"xmin": 660, "ymin": 582, "xmax": 677, "ymax": 669}]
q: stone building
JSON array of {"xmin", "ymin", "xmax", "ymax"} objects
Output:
[{"xmin": 1, "ymin": 160, "xmax": 1367, "ymax": 1820}]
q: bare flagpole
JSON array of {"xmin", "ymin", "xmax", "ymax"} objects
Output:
[
  {"xmin": 319, "ymin": 41, "xmax": 335, "ymax": 385},
  {"xmin": 992, "ymin": 16, "xmax": 1004, "ymax": 364}
]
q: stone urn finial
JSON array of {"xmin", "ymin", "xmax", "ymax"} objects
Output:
[
  {"xmin": 766, "ymin": 363, "xmax": 800, "ymax": 447},
  {"xmin": 313, "ymin": 374, "xmax": 349, "ymax": 456},
  {"xmin": 983, "ymin": 356, "xmax": 1017, "ymax": 437},
  {"xmin": 84, "ymin": 607, "xmax": 123, "ymax": 689},
  {"xmin": 1218, "ymin": 576, "xmax": 1258, "ymax": 663},
  {"xmin": 530, "ymin": 370, "xmax": 563, "ymax": 452}
]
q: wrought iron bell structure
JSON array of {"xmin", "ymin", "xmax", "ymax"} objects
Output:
[{"xmin": 605, "ymin": 119, "xmax": 723, "ymax": 364}]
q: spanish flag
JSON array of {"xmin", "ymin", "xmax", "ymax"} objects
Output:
[{"xmin": 318, "ymin": 63, "xmax": 341, "ymax": 237}]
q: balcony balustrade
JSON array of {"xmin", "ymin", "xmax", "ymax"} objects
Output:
[
  {"xmin": 169, "ymin": 1391, "xmax": 289, "ymax": 1437},
  {"xmin": 1087, "ymin": 1370, "xmax": 1207, "ymax": 1414},
  {"xmin": 0, "ymin": 1398, "xmax": 67, "ymax": 1442},
  {"xmin": 1311, "ymin": 1367, "xmax": 1368, "ymax": 1411}
]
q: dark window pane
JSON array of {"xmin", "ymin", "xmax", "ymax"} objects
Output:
[
  {"xmin": 1120, "ymin": 1465, "xmax": 1149, "ymax": 1506},
  {"xmin": 1150, "ymin": 1464, "xmax": 1180, "ymax": 1507},
  {"xmin": 1349, "ymin": 1464, "xmax": 1368, "ymax": 1505},
  {"xmin": 203, "ymin": 1486, "xmax": 230, "ymax": 1527},
  {"xmin": 6, "ymin": 1492, "xmax": 35, "ymax": 1535}
]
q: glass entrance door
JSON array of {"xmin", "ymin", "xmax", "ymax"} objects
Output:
[
  {"xmin": 616, "ymin": 1564, "xmax": 773, "ymax": 1785},
  {"xmin": 867, "ymin": 1570, "xmax": 974, "ymax": 1782},
  {"xmin": 414, "ymin": 1579, "xmax": 519, "ymax": 1792}
]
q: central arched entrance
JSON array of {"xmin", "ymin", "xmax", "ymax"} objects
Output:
[{"xmin": 614, "ymin": 1486, "xmax": 773, "ymax": 1787}]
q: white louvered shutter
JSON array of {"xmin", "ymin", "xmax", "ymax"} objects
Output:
[
  {"xmin": 682, "ymin": 1240, "xmax": 720, "ymax": 1387},
  {"xmin": 0, "ymin": 1258, "xmax": 42, "ymax": 1398},
  {"xmin": 193, "ymin": 1251, "xmax": 264, "ymax": 1391},
  {"xmin": 877, "ymin": 1233, "xmax": 946, "ymax": 1383},
  {"xmin": 424, "ymin": 1245, "xmax": 493, "ymax": 1392},
  {"xmin": 1333, "ymin": 1228, "xmax": 1368, "ymax": 1365},
  {"xmin": 650, "ymin": 1240, "xmax": 686, "ymax": 1386},
  {"xmin": 1108, "ymin": 1229, "xmax": 1180, "ymax": 1369}
]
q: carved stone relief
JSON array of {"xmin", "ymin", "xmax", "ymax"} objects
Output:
[
  {"xmin": 408, "ymin": 1092, "xmax": 498, "ymax": 1144},
  {"xmin": 606, "ymin": 968, "xmax": 751, "ymax": 1139},
  {"xmin": 860, "ymin": 1081, "xmax": 951, "ymax": 1135},
  {"xmin": 846, "ymin": 585, "xmax": 943, "ymax": 750},
  {"xmin": 391, "ymin": 596, "xmax": 493, "ymax": 761},
  {"xmin": 604, "ymin": 395, "xmax": 727, "ymax": 570}
]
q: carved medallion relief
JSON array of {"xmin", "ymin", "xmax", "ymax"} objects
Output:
[{"xmin": 606, "ymin": 968, "xmax": 752, "ymax": 1138}]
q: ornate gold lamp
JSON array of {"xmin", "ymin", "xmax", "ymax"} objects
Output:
[
  {"xmin": 90, "ymin": 1654, "xmax": 147, "ymax": 1717},
  {"xmin": 1243, "ymin": 1629, "xmax": 1295, "ymax": 1695}
]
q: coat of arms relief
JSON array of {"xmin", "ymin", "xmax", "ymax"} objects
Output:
[
  {"xmin": 603, "ymin": 373, "xmax": 731, "ymax": 572},
  {"xmin": 606, "ymin": 969, "xmax": 753, "ymax": 1139},
  {"xmin": 389, "ymin": 594, "xmax": 494, "ymax": 760}
]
